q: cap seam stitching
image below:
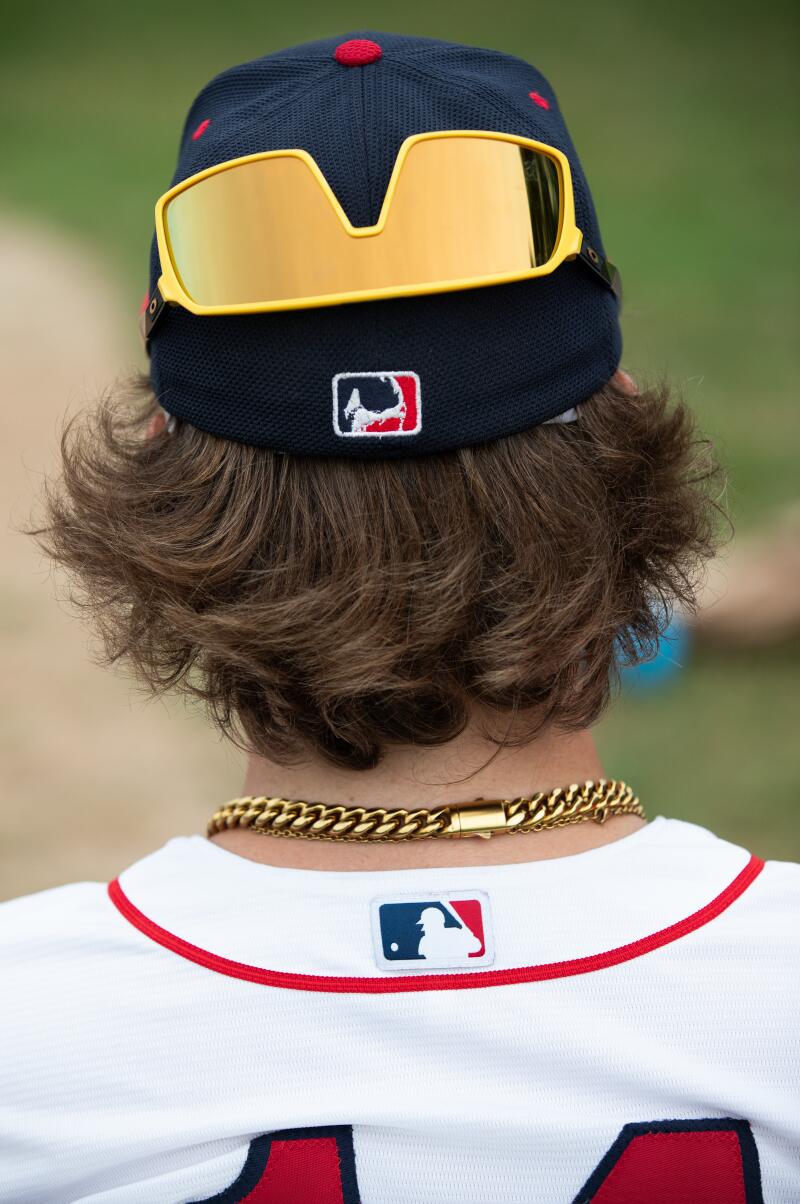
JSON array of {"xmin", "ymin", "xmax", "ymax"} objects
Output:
[
  {"xmin": 386, "ymin": 42, "xmax": 545, "ymax": 71},
  {"xmin": 388, "ymin": 57, "xmax": 553, "ymax": 135},
  {"xmin": 178, "ymin": 68, "xmax": 340, "ymax": 173},
  {"xmin": 359, "ymin": 66, "xmax": 375, "ymax": 220}
]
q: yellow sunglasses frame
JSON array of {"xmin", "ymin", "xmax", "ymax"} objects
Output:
[{"xmin": 152, "ymin": 129, "xmax": 586, "ymax": 318}]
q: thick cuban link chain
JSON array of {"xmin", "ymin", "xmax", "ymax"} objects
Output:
[{"xmin": 207, "ymin": 779, "xmax": 644, "ymax": 842}]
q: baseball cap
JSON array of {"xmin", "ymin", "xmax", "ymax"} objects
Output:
[{"xmin": 146, "ymin": 31, "xmax": 622, "ymax": 457}]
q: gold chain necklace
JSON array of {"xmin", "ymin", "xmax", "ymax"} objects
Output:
[{"xmin": 207, "ymin": 779, "xmax": 643, "ymax": 842}]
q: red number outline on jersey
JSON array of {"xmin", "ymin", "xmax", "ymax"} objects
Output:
[
  {"xmin": 188, "ymin": 1117, "xmax": 763, "ymax": 1203},
  {"xmin": 187, "ymin": 1125, "xmax": 360, "ymax": 1203},
  {"xmin": 571, "ymin": 1117, "xmax": 763, "ymax": 1203}
]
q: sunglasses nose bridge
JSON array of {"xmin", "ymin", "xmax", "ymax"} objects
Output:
[{"xmin": 318, "ymin": 153, "xmax": 398, "ymax": 236}]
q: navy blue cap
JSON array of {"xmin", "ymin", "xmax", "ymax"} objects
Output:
[{"xmin": 147, "ymin": 31, "xmax": 622, "ymax": 457}]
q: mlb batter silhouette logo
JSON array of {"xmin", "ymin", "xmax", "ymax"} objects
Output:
[
  {"xmin": 332, "ymin": 371, "xmax": 422, "ymax": 437},
  {"xmin": 371, "ymin": 891, "xmax": 494, "ymax": 970}
]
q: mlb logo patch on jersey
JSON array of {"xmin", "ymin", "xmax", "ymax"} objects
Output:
[
  {"xmin": 333, "ymin": 371, "xmax": 422, "ymax": 437},
  {"xmin": 371, "ymin": 890, "xmax": 494, "ymax": 971}
]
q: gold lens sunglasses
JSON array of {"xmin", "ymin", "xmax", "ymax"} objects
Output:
[{"xmin": 142, "ymin": 129, "xmax": 620, "ymax": 346}]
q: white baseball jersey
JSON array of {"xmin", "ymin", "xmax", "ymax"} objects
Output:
[{"xmin": 1, "ymin": 815, "xmax": 798, "ymax": 1203}]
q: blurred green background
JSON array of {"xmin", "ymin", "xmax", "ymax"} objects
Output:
[{"xmin": 2, "ymin": 0, "xmax": 798, "ymax": 866}]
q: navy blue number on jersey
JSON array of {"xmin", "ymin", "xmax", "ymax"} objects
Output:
[{"xmin": 189, "ymin": 1117, "xmax": 762, "ymax": 1203}]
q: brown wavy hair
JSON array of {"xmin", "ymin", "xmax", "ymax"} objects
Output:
[{"xmin": 35, "ymin": 372, "xmax": 723, "ymax": 770}]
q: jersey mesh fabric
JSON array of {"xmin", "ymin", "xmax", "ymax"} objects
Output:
[
  {"xmin": 1, "ymin": 817, "xmax": 798, "ymax": 1203},
  {"xmin": 147, "ymin": 32, "xmax": 622, "ymax": 456}
]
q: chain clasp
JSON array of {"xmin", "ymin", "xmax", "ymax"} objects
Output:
[{"xmin": 443, "ymin": 798, "xmax": 508, "ymax": 839}]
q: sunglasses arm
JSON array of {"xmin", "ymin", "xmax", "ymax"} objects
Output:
[
  {"xmin": 577, "ymin": 240, "xmax": 623, "ymax": 306},
  {"xmin": 139, "ymin": 282, "xmax": 168, "ymax": 354}
]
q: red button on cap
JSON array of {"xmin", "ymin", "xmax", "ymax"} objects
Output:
[{"xmin": 334, "ymin": 39, "xmax": 382, "ymax": 67}]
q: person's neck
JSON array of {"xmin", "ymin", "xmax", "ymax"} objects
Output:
[{"xmin": 206, "ymin": 721, "xmax": 646, "ymax": 871}]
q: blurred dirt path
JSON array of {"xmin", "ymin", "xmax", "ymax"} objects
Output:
[{"xmin": 0, "ymin": 215, "xmax": 240, "ymax": 902}]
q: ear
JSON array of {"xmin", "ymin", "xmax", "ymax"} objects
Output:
[
  {"xmin": 611, "ymin": 368, "xmax": 638, "ymax": 395},
  {"xmin": 146, "ymin": 410, "xmax": 167, "ymax": 439}
]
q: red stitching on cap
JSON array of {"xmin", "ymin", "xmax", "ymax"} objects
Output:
[
  {"xmin": 528, "ymin": 91, "xmax": 550, "ymax": 110},
  {"xmin": 334, "ymin": 39, "xmax": 382, "ymax": 67},
  {"xmin": 191, "ymin": 118, "xmax": 211, "ymax": 141}
]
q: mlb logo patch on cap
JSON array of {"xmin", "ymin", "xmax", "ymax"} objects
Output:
[
  {"xmin": 333, "ymin": 371, "xmax": 421, "ymax": 437},
  {"xmin": 371, "ymin": 890, "xmax": 494, "ymax": 971}
]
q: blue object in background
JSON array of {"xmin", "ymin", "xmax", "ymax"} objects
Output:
[{"xmin": 619, "ymin": 613, "xmax": 692, "ymax": 691}]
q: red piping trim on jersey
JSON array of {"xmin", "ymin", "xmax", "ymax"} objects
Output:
[{"xmin": 106, "ymin": 853, "xmax": 764, "ymax": 994}]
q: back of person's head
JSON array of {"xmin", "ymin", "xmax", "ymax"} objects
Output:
[
  {"xmin": 37, "ymin": 33, "xmax": 722, "ymax": 773},
  {"xmin": 40, "ymin": 374, "xmax": 719, "ymax": 771}
]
